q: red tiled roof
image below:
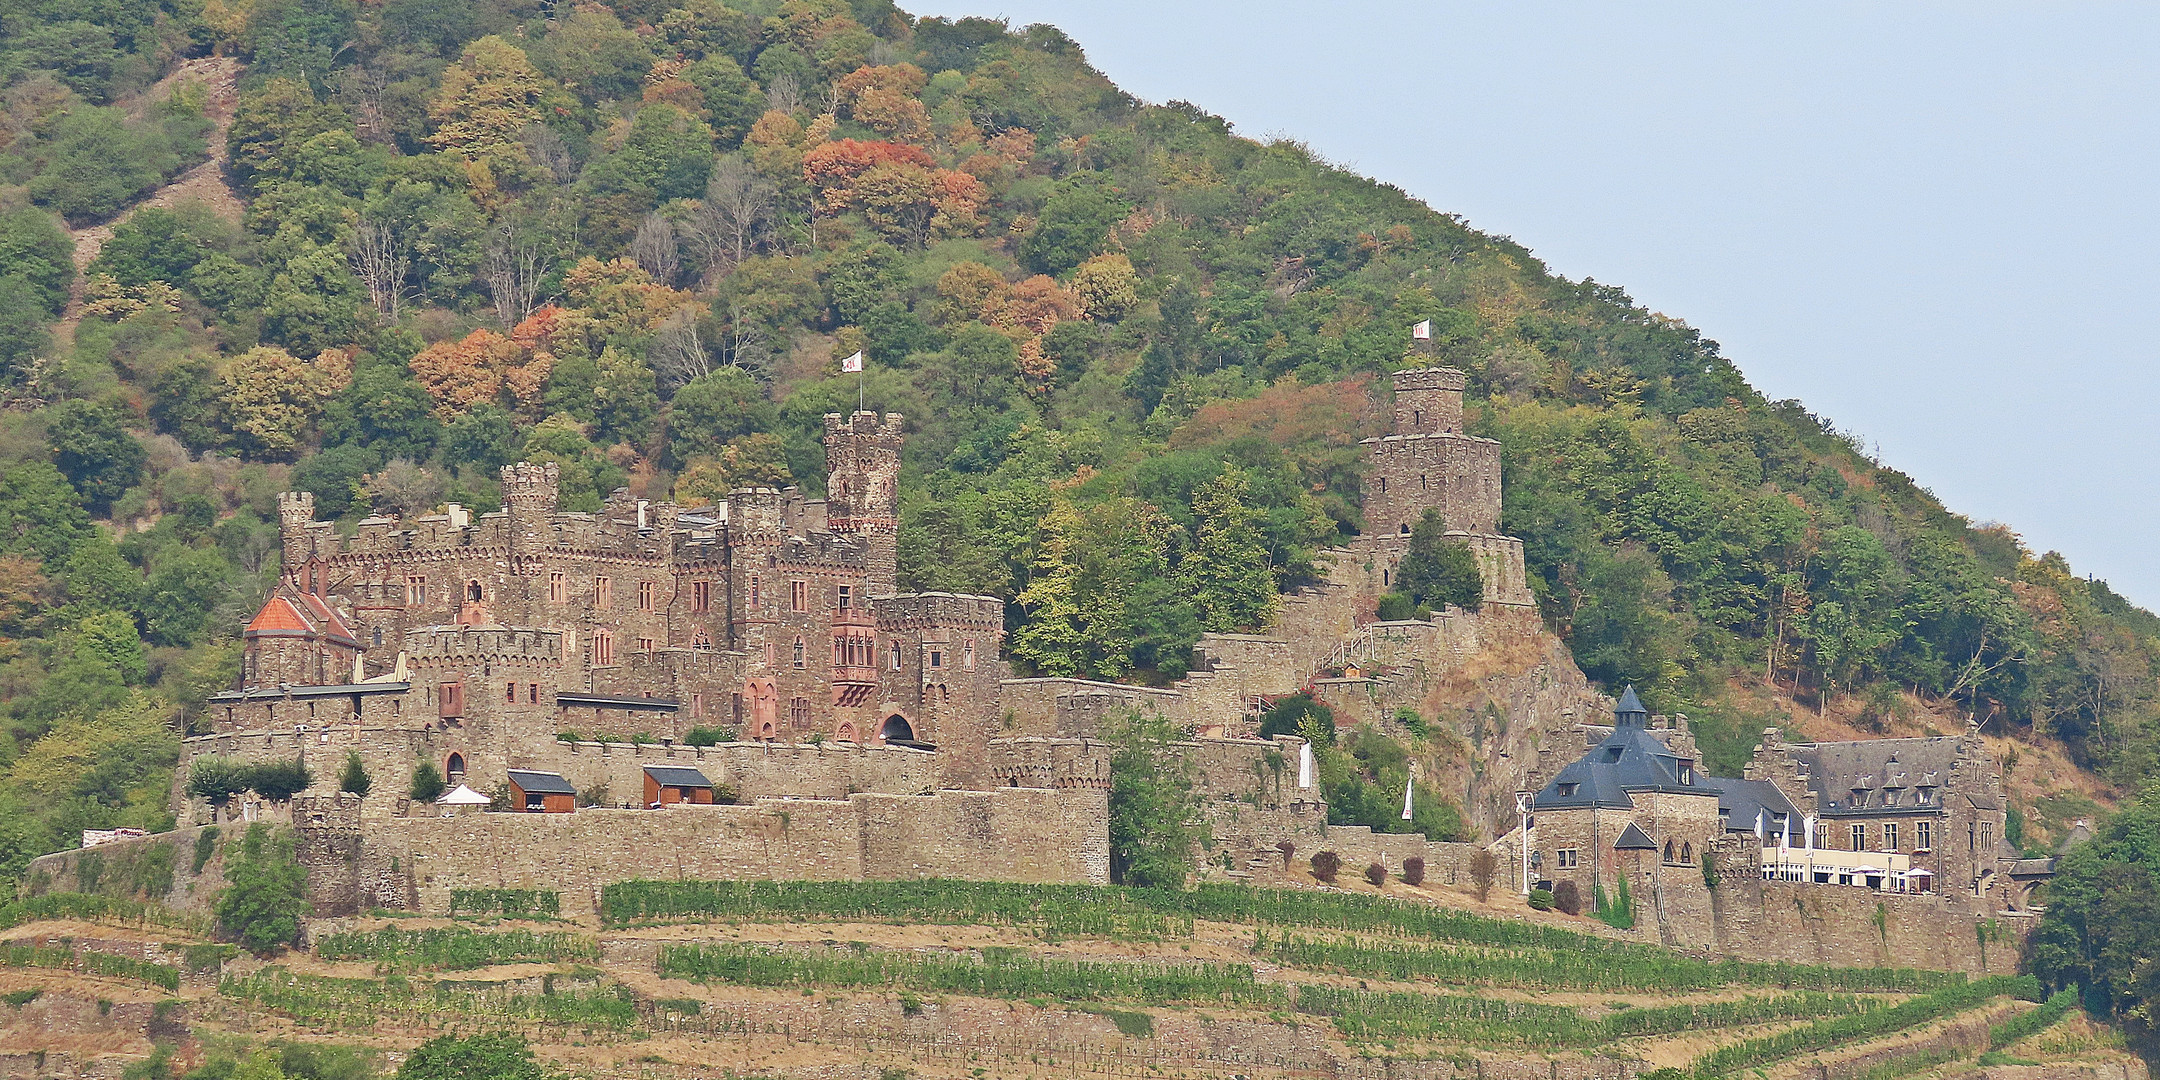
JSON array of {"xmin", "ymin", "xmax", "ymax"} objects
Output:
[
  {"xmin": 243, "ymin": 585, "xmax": 360, "ymax": 647},
  {"xmin": 245, "ymin": 595, "xmax": 312, "ymax": 635}
]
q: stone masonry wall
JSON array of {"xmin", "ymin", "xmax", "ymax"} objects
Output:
[{"xmin": 380, "ymin": 787, "xmax": 1107, "ymax": 915}]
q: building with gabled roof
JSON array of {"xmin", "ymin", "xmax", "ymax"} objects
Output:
[{"xmin": 242, "ymin": 579, "xmax": 363, "ymax": 688}]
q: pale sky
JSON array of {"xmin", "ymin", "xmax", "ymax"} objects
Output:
[{"xmin": 909, "ymin": 1, "xmax": 2160, "ymax": 607}]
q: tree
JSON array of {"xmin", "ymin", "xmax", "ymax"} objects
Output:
[
  {"xmin": 0, "ymin": 277, "xmax": 54, "ymax": 387},
  {"xmin": 2030, "ymin": 785, "xmax": 2160, "ymax": 1047},
  {"xmin": 0, "ymin": 207, "xmax": 78, "ymax": 314},
  {"xmin": 188, "ymin": 757, "xmax": 251, "ymax": 810},
  {"xmin": 1181, "ymin": 466, "xmax": 1277, "ymax": 632},
  {"xmin": 245, "ymin": 760, "xmax": 313, "ymax": 801},
  {"xmin": 1019, "ymin": 180, "xmax": 1129, "ymax": 275},
  {"xmin": 44, "ymin": 400, "xmax": 146, "ymax": 507},
  {"xmin": 666, "ymin": 367, "xmax": 774, "ymax": 466},
  {"xmin": 1104, "ymin": 710, "xmax": 1202, "ymax": 889},
  {"xmin": 395, "ymin": 1032, "xmax": 544, "ymax": 1080},
  {"xmin": 428, "ymin": 37, "xmax": 545, "ymax": 165},
  {"xmin": 1257, "ymin": 694, "xmax": 1334, "ymax": 742},
  {"xmin": 141, "ymin": 548, "xmax": 234, "ymax": 646},
  {"xmin": 215, "ymin": 823, "xmax": 308, "ymax": 954},
  {"xmin": 219, "ymin": 345, "xmax": 353, "ymax": 458},
  {"xmin": 410, "ymin": 761, "xmax": 446, "ymax": 802},
  {"xmin": 339, "ymin": 751, "xmax": 371, "ymax": 797},
  {"xmin": 0, "ymin": 461, "xmax": 91, "ymax": 562},
  {"xmin": 1070, "ymin": 253, "xmax": 1138, "ymax": 321},
  {"xmin": 1396, "ymin": 507, "xmax": 1484, "ymax": 612}
]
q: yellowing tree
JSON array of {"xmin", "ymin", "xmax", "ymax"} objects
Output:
[
  {"xmin": 430, "ymin": 37, "xmax": 546, "ymax": 164},
  {"xmin": 1071, "ymin": 253, "xmax": 1138, "ymax": 320},
  {"xmin": 931, "ymin": 261, "xmax": 1009, "ymax": 325},
  {"xmin": 219, "ymin": 346, "xmax": 352, "ymax": 456},
  {"xmin": 408, "ymin": 329, "xmax": 520, "ymax": 419}
]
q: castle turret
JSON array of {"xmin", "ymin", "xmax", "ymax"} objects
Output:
[
  {"xmin": 277, "ymin": 490, "xmax": 316, "ymax": 570},
  {"xmin": 1390, "ymin": 366, "xmax": 1465, "ymax": 436},
  {"xmin": 824, "ymin": 411, "xmax": 904, "ymax": 593},
  {"xmin": 501, "ymin": 462, "xmax": 560, "ymax": 549}
]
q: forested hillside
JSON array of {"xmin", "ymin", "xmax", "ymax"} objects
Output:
[{"xmin": 0, "ymin": 0, "xmax": 2149, "ymax": 878}]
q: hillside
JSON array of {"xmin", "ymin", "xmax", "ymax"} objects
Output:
[
  {"xmin": 0, "ymin": 0, "xmax": 2151, "ymax": 997},
  {"xmin": 1, "ymin": 877, "xmax": 2136, "ymax": 1080}
]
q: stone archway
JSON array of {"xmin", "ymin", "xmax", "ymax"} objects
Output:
[
  {"xmin": 836, "ymin": 722, "xmax": 857, "ymax": 743},
  {"xmin": 880, "ymin": 714, "xmax": 915, "ymax": 743},
  {"xmin": 446, "ymin": 752, "xmax": 465, "ymax": 783}
]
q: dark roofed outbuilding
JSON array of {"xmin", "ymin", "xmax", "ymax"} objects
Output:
[
  {"xmin": 506, "ymin": 769, "xmax": 577, "ymax": 813},
  {"xmin": 643, "ymin": 765, "xmax": 717, "ymax": 807}
]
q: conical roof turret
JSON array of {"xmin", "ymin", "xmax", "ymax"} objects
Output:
[{"xmin": 1614, "ymin": 685, "xmax": 1647, "ymax": 727}]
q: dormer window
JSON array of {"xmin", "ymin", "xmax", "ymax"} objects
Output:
[
  {"xmin": 1677, "ymin": 761, "xmax": 1694, "ymax": 785},
  {"xmin": 1557, "ymin": 782, "xmax": 1579, "ymax": 797},
  {"xmin": 1851, "ymin": 788, "xmax": 1868, "ymax": 808},
  {"xmin": 1917, "ymin": 787, "xmax": 1934, "ymax": 806}
]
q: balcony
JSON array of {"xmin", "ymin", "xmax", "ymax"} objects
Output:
[{"xmin": 831, "ymin": 665, "xmax": 879, "ymax": 707}]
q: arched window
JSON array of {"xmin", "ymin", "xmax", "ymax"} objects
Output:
[
  {"xmin": 1681, "ymin": 842, "xmax": 1694, "ymax": 864},
  {"xmin": 1400, "ymin": 523, "xmax": 1411, "ymax": 534},
  {"xmin": 1663, "ymin": 840, "xmax": 1675, "ymax": 863},
  {"xmin": 446, "ymin": 752, "xmax": 465, "ymax": 781},
  {"xmin": 836, "ymin": 722, "xmax": 857, "ymax": 743},
  {"xmin": 467, "ymin": 580, "xmax": 483, "ymax": 602},
  {"xmin": 881, "ymin": 714, "xmax": 915, "ymax": 742}
]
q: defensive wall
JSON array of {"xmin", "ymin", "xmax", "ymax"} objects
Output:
[{"xmin": 370, "ymin": 788, "xmax": 1107, "ymax": 915}]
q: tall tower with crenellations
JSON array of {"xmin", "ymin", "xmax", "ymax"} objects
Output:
[
  {"xmin": 824, "ymin": 411, "xmax": 905, "ymax": 594},
  {"xmin": 277, "ymin": 490, "xmax": 316, "ymax": 570},
  {"xmin": 501, "ymin": 461, "xmax": 560, "ymax": 550}
]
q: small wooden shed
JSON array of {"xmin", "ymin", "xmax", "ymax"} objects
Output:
[
  {"xmin": 506, "ymin": 769, "xmax": 577, "ymax": 813},
  {"xmin": 644, "ymin": 765, "xmax": 716, "ymax": 807}
]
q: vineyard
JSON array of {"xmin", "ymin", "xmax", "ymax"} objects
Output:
[{"xmin": 0, "ymin": 882, "xmax": 2118, "ymax": 1080}]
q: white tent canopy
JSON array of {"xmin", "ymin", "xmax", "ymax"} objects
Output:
[{"xmin": 437, "ymin": 784, "xmax": 492, "ymax": 805}]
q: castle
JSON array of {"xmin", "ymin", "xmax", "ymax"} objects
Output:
[{"xmin": 26, "ymin": 367, "xmax": 2041, "ymax": 974}]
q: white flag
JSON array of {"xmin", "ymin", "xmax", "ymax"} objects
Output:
[
  {"xmin": 1401, "ymin": 775, "xmax": 1415, "ymax": 821},
  {"xmin": 1297, "ymin": 741, "xmax": 1314, "ymax": 789},
  {"xmin": 841, "ymin": 351, "xmax": 864, "ymax": 373},
  {"xmin": 1411, "ymin": 319, "xmax": 1432, "ymax": 340},
  {"xmin": 1754, "ymin": 810, "xmax": 1765, "ymax": 841}
]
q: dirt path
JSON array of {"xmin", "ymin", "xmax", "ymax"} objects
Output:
[{"xmin": 56, "ymin": 56, "xmax": 245, "ymax": 345}]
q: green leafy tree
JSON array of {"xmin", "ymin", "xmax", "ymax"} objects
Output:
[
  {"xmin": 187, "ymin": 757, "xmax": 252, "ymax": 810},
  {"xmin": 0, "ymin": 461, "xmax": 91, "ymax": 563},
  {"xmin": 0, "ymin": 277, "xmax": 55, "ymax": 387},
  {"xmin": 246, "ymin": 760, "xmax": 313, "ymax": 800},
  {"xmin": 1181, "ymin": 465, "xmax": 1277, "ymax": 632},
  {"xmin": 0, "ymin": 207, "xmax": 78, "ymax": 313},
  {"xmin": 1018, "ymin": 179, "xmax": 1128, "ymax": 275},
  {"xmin": 2029, "ymin": 784, "xmax": 2160, "ymax": 1048},
  {"xmin": 395, "ymin": 1032, "xmax": 545, "ymax": 1080},
  {"xmin": 1104, "ymin": 710, "xmax": 1203, "ymax": 889},
  {"xmin": 1394, "ymin": 507, "xmax": 1483, "ymax": 612},
  {"xmin": 140, "ymin": 548, "xmax": 233, "ymax": 646},
  {"xmin": 666, "ymin": 366, "xmax": 775, "ymax": 467},
  {"xmin": 215, "ymin": 823, "xmax": 308, "ymax": 954},
  {"xmin": 44, "ymin": 400, "xmax": 146, "ymax": 507}
]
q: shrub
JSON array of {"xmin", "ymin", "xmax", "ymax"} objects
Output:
[
  {"xmin": 1310, "ymin": 851, "xmax": 1341, "ymax": 883},
  {"xmin": 339, "ymin": 751, "xmax": 371, "ymax": 797},
  {"xmin": 684, "ymin": 725, "xmax": 736, "ymax": 746},
  {"xmin": 191, "ymin": 827, "xmax": 219, "ymax": 873},
  {"xmin": 1552, "ymin": 880, "xmax": 1582, "ymax": 915},
  {"xmin": 1401, "ymin": 856, "xmax": 1426, "ymax": 886},
  {"xmin": 1258, "ymin": 694, "xmax": 1334, "ymax": 742},
  {"xmin": 215, "ymin": 824, "xmax": 308, "ymax": 954},
  {"xmin": 395, "ymin": 1031, "xmax": 545, "ymax": 1080},
  {"xmin": 1469, "ymin": 849, "xmax": 1498, "ymax": 901},
  {"xmin": 1364, "ymin": 863, "xmax": 1387, "ymax": 887},
  {"xmin": 1527, "ymin": 888, "xmax": 1555, "ymax": 912},
  {"xmin": 410, "ymin": 762, "xmax": 446, "ymax": 803},
  {"xmin": 1375, "ymin": 592, "xmax": 1419, "ymax": 621},
  {"xmin": 1276, "ymin": 839, "xmax": 1295, "ymax": 869},
  {"xmin": 248, "ymin": 759, "xmax": 313, "ymax": 800},
  {"xmin": 187, "ymin": 757, "xmax": 251, "ymax": 806}
]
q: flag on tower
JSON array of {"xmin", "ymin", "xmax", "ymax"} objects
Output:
[
  {"xmin": 1401, "ymin": 774, "xmax": 1415, "ymax": 820},
  {"xmin": 1411, "ymin": 319, "xmax": 1432, "ymax": 340},
  {"xmin": 841, "ymin": 351, "xmax": 864, "ymax": 373}
]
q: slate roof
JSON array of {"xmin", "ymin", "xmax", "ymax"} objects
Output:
[
  {"xmin": 1614, "ymin": 822, "xmax": 1659, "ymax": 850},
  {"xmin": 506, "ymin": 770, "xmax": 578, "ymax": 796},
  {"xmin": 643, "ymin": 765, "xmax": 712, "ymax": 789},
  {"xmin": 1702, "ymin": 776, "xmax": 1798, "ymax": 835},
  {"xmin": 1532, "ymin": 686, "xmax": 1709, "ymax": 811},
  {"xmin": 1789, "ymin": 736, "xmax": 1967, "ymax": 817}
]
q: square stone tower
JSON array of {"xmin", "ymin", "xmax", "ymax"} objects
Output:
[{"xmin": 823, "ymin": 411, "xmax": 904, "ymax": 594}]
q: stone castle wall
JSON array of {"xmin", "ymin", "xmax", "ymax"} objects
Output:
[{"xmin": 375, "ymin": 788, "xmax": 1107, "ymax": 915}]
